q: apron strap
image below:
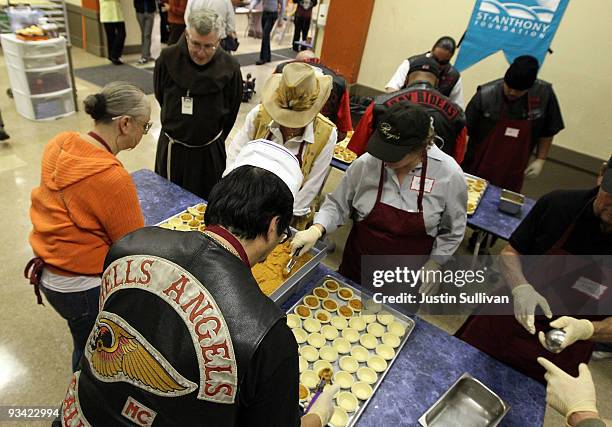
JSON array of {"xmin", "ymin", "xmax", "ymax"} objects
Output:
[
  {"xmin": 417, "ymin": 149, "xmax": 429, "ymax": 212},
  {"xmin": 296, "ymin": 140, "xmax": 306, "ymax": 168},
  {"xmin": 205, "ymin": 225, "xmax": 251, "ymax": 268},
  {"xmin": 551, "ymin": 196, "xmax": 597, "ymax": 251},
  {"xmin": 87, "ymin": 131, "xmax": 113, "ymax": 154},
  {"xmin": 24, "ymin": 257, "xmax": 45, "ymax": 305},
  {"xmin": 375, "ymin": 162, "xmax": 386, "ymax": 204}
]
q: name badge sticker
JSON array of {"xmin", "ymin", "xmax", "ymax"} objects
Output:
[
  {"xmin": 410, "ymin": 176, "xmax": 434, "ymax": 193},
  {"xmin": 504, "ymin": 127, "xmax": 520, "ymax": 138},
  {"xmin": 572, "ymin": 276, "xmax": 607, "ymax": 300}
]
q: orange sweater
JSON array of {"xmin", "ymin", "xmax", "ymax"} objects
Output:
[{"xmin": 29, "ymin": 132, "xmax": 144, "ymax": 275}]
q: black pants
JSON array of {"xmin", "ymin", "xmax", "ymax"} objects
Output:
[
  {"xmin": 168, "ymin": 23, "xmax": 186, "ymax": 45},
  {"xmin": 293, "ymin": 15, "xmax": 311, "ymax": 51},
  {"xmin": 103, "ymin": 22, "xmax": 126, "ymax": 60},
  {"xmin": 159, "ymin": 5, "xmax": 169, "ymax": 43},
  {"xmin": 260, "ymin": 11, "xmax": 277, "ymax": 62}
]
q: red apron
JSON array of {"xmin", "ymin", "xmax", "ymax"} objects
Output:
[
  {"xmin": 470, "ymin": 96, "xmax": 533, "ymax": 192},
  {"xmin": 338, "ymin": 152, "xmax": 435, "ymax": 284},
  {"xmin": 457, "ymin": 197, "xmax": 610, "ymax": 382}
]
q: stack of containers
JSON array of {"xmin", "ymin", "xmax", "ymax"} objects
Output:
[{"xmin": 0, "ymin": 33, "xmax": 75, "ymax": 121}]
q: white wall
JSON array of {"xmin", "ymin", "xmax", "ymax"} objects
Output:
[{"xmin": 356, "ymin": 0, "xmax": 612, "ymax": 161}]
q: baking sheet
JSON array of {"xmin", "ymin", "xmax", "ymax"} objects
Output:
[
  {"xmin": 288, "ymin": 275, "xmax": 415, "ymax": 427},
  {"xmin": 465, "ymin": 173, "xmax": 489, "ymax": 216},
  {"xmin": 156, "ymin": 205, "xmax": 327, "ymax": 305}
]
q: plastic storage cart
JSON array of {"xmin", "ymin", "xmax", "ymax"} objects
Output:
[{"xmin": 1, "ymin": 33, "xmax": 75, "ymax": 120}]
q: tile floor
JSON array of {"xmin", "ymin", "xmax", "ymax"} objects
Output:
[{"xmin": 0, "ymin": 19, "xmax": 609, "ymax": 427}]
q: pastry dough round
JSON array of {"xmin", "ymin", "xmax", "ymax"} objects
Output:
[
  {"xmin": 366, "ymin": 322, "xmax": 385, "ymax": 338},
  {"xmin": 292, "ymin": 328, "xmax": 307, "ymax": 344},
  {"xmin": 341, "ymin": 328, "xmax": 360, "ymax": 343},
  {"xmin": 339, "ymin": 356, "xmax": 359, "ymax": 373},
  {"xmin": 351, "ymin": 381, "xmax": 374, "ymax": 400},
  {"xmin": 331, "ymin": 316, "xmax": 348, "ymax": 330},
  {"xmin": 367, "ymin": 355, "xmax": 388, "ymax": 373},
  {"xmin": 330, "ymin": 406, "xmax": 349, "ymax": 427},
  {"xmin": 382, "ymin": 332, "xmax": 401, "ymax": 348},
  {"xmin": 388, "ymin": 321, "xmax": 406, "ymax": 337},
  {"xmin": 286, "ymin": 314, "xmax": 301, "ymax": 329},
  {"xmin": 336, "ymin": 391, "xmax": 358, "ymax": 413},
  {"xmin": 356, "ymin": 367, "xmax": 378, "ymax": 385},
  {"xmin": 348, "ymin": 317, "xmax": 366, "ymax": 332},
  {"xmin": 377, "ymin": 311, "xmax": 395, "ymax": 326},
  {"xmin": 359, "ymin": 333, "xmax": 378, "ymax": 350},
  {"xmin": 300, "ymin": 345, "xmax": 319, "ymax": 362},
  {"xmin": 350, "ymin": 345, "xmax": 369, "ymax": 363},
  {"xmin": 314, "ymin": 309, "xmax": 332, "ymax": 324},
  {"xmin": 375, "ymin": 344, "xmax": 395, "ymax": 360},
  {"xmin": 319, "ymin": 345, "xmax": 339, "ymax": 362},
  {"xmin": 304, "ymin": 318, "xmax": 322, "ymax": 333},
  {"xmin": 321, "ymin": 324, "xmax": 339, "ymax": 340},
  {"xmin": 334, "ymin": 371, "xmax": 354, "ymax": 389},
  {"xmin": 332, "ymin": 337, "xmax": 351, "ymax": 354},
  {"xmin": 300, "ymin": 370, "xmax": 318, "ymax": 389},
  {"xmin": 307, "ymin": 332, "xmax": 325, "ymax": 348}
]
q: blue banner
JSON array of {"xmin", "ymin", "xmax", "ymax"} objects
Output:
[{"xmin": 455, "ymin": 0, "xmax": 569, "ymax": 71}]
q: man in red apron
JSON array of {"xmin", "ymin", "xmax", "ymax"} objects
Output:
[
  {"xmin": 291, "ymin": 102, "xmax": 468, "ymax": 293},
  {"xmin": 458, "ymin": 157, "xmax": 612, "ymax": 383},
  {"xmin": 463, "ymin": 55, "xmax": 565, "ymax": 193}
]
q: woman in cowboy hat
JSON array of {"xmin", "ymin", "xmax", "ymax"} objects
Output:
[{"xmin": 226, "ymin": 62, "xmax": 337, "ymax": 230}]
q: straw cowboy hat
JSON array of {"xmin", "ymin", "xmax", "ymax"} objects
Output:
[{"xmin": 262, "ymin": 62, "xmax": 333, "ymax": 129}]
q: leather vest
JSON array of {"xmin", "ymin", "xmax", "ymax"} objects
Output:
[
  {"xmin": 405, "ymin": 54, "xmax": 460, "ymax": 98},
  {"xmin": 372, "ymin": 83, "xmax": 466, "ymax": 157},
  {"xmin": 275, "ymin": 60, "xmax": 347, "ymax": 127},
  {"xmin": 478, "ymin": 78, "xmax": 552, "ymax": 122},
  {"xmin": 60, "ymin": 227, "xmax": 283, "ymax": 427}
]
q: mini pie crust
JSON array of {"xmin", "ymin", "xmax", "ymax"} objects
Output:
[
  {"xmin": 300, "ymin": 370, "xmax": 318, "ymax": 389},
  {"xmin": 382, "ymin": 332, "xmax": 401, "ymax": 348},
  {"xmin": 350, "ymin": 345, "xmax": 369, "ymax": 363},
  {"xmin": 314, "ymin": 309, "xmax": 331, "ymax": 324},
  {"xmin": 304, "ymin": 295, "xmax": 321, "ymax": 309},
  {"xmin": 376, "ymin": 344, "xmax": 395, "ymax": 360},
  {"xmin": 377, "ymin": 311, "xmax": 395, "ymax": 326},
  {"xmin": 366, "ymin": 322, "xmax": 385, "ymax": 338},
  {"xmin": 361, "ymin": 314, "xmax": 377, "ymax": 324},
  {"xmin": 338, "ymin": 288, "xmax": 354, "ymax": 301},
  {"xmin": 313, "ymin": 359, "xmax": 334, "ymax": 376},
  {"xmin": 295, "ymin": 305, "xmax": 311, "ymax": 319},
  {"xmin": 334, "ymin": 371, "xmax": 354, "ymax": 389},
  {"xmin": 330, "ymin": 406, "xmax": 348, "ymax": 427},
  {"xmin": 359, "ymin": 333, "xmax": 377, "ymax": 350},
  {"xmin": 286, "ymin": 314, "xmax": 301, "ymax": 329},
  {"xmin": 319, "ymin": 345, "xmax": 339, "ymax": 362},
  {"xmin": 313, "ymin": 287, "xmax": 330, "ymax": 300},
  {"xmin": 331, "ymin": 316, "xmax": 348, "ymax": 330},
  {"xmin": 388, "ymin": 321, "xmax": 406, "ymax": 337},
  {"xmin": 322, "ymin": 298, "xmax": 339, "ymax": 312},
  {"xmin": 292, "ymin": 328, "xmax": 307, "ymax": 344},
  {"xmin": 342, "ymin": 328, "xmax": 359, "ymax": 343},
  {"xmin": 307, "ymin": 332, "xmax": 326, "ymax": 348},
  {"xmin": 348, "ymin": 317, "xmax": 366, "ymax": 332},
  {"xmin": 336, "ymin": 391, "xmax": 358, "ymax": 413},
  {"xmin": 367, "ymin": 355, "xmax": 388, "ymax": 373},
  {"xmin": 351, "ymin": 381, "xmax": 374, "ymax": 400},
  {"xmin": 356, "ymin": 367, "xmax": 377, "ymax": 385},
  {"xmin": 323, "ymin": 279, "xmax": 340, "ymax": 292},
  {"xmin": 300, "ymin": 345, "xmax": 319, "ymax": 362},
  {"xmin": 303, "ymin": 318, "xmax": 322, "ymax": 333},
  {"xmin": 298, "ymin": 356, "xmax": 308, "ymax": 373},
  {"xmin": 339, "ymin": 356, "xmax": 359, "ymax": 373},
  {"xmin": 348, "ymin": 298, "xmax": 363, "ymax": 312},
  {"xmin": 321, "ymin": 325, "xmax": 339, "ymax": 340},
  {"xmin": 332, "ymin": 337, "xmax": 351, "ymax": 354}
]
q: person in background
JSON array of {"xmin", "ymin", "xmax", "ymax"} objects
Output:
[
  {"xmin": 251, "ymin": 0, "xmax": 286, "ymax": 65},
  {"xmin": 154, "ymin": 9, "xmax": 242, "ymax": 200},
  {"xmin": 185, "ymin": 0, "xmax": 237, "ymax": 51},
  {"xmin": 538, "ymin": 358, "xmax": 610, "ymax": 427},
  {"xmin": 25, "ymin": 82, "xmax": 149, "ymax": 372},
  {"xmin": 275, "ymin": 49, "xmax": 352, "ymax": 140},
  {"xmin": 100, "ymin": 0, "xmax": 126, "ymax": 65},
  {"xmin": 158, "ymin": 0, "xmax": 170, "ymax": 43},
  {"xmin": 349, "ymin": 55, "xmax": 467, "ymax": 164},
  {"xmin": 164, "ymin": 0, "xmax": 189, "ymax": 44},
  {"xmin": 226, "ymin": 62, "xmax": 336, "ymax": 230},
  {"xmin": 457, "ymin": 157, "xmax": 612, "ymax": 382},
  {"xmin": 464, "ymin": 55, "xmax": 565, "ymax": 192},
  {"xmin": 0, "ymin": 109, "xmax": 10, "ymax": 141},
  {"xmin": 386, "ymin": 36, "xmax": 464, "ymax": 108},
  {"xmin": 292, "ymin": 0, "xmax": 316, "ymax": 52},
  {"xmin": 292, "ymin": 102, "xmax": 467, "ymax": 290},
  {"xmin": 134, "ymin": 0, "xmax": 157, "ymax": 64},
  {"xmin": 56, "ymin": 140, "xmax": 337, "ymax": 427}
]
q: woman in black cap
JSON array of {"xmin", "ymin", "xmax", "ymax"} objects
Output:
[
  {"xmin": 291, "ymin": 102, "xmax": 467, "ymax": 295},
  {"xmin": 464, "ymin": 55, "xmax": 565, "ymax": 193}
]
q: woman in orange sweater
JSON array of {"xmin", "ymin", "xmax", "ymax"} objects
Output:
[{"xmin": 27, "ymin": 81, "xmax": 150, "ymax": 371}]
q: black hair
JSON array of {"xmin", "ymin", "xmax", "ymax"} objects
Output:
[
  {"xmin": 205, "ymin": 165, "xmax": 294, "ymax": 240},
  {"xmin": 433, "ymin": 36, "xmax": 457, "ymax": 55},
  {"xmin": 83, "ymin": 93, "xmax": 107, "ymax": 121}
]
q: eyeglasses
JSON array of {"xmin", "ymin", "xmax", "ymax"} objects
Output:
[
  {"xmin": 185, "ymin": 31, "xmax": 220, "ymax": 52},
  {"xmin": 279, "ymin": 225, "xmax": 292, "ymax": 244},
  {"xmin": 112, "ymin": 116, "xmax": 153, "ymax": 135}
]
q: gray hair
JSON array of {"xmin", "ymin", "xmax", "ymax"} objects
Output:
[
  {"xmin": 187, "ymin": 9, "xmax": 220, "ymax": 36},
  {"xmin": 83, "ymin": 81, "xmax": 150, "ymax": 122}
]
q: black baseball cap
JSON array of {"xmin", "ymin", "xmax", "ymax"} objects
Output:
[
  {"xmin": 504, "ymin": 55, "xmax": 539, "ymax": 90},
  {"xmin": 408, "ymin": 55, "xmax": 440, "ymax": 79},
  {"xmin": 367, "ymin": 102, "xmax": 431, "ymax": 163},
  {"xmin": 602, "ymin": 156, "xmax": 612, "ymax": 192}
]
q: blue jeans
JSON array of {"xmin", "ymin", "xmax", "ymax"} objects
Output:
[{"xmin": 41, "ymin": 285, "xmax": 100, "ymax": 372}]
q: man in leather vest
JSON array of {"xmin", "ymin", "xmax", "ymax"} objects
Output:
[
  {"xmin": 463, "ymin": 55, "xmax": 565, "ymax": 193},
  {"xmin": 386, "ymin": 36, "xmax": 464, "ymax": 108},
  {"xmin": 57, "ymin": 140, "xmax": 337, "ymax": 427},
  {"xmin": 348, "ymin": 55, "xmax": 467, "ymax": 164},
  {"xmin": 275, "ymin": 50, "xmax": 353, "ymax": 140}
]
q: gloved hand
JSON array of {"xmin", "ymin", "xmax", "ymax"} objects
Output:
[
  {"xmin": 290, "ymin": 225, "xmax": 323, "ymax": 257},
  {"xmin": 308, "ymin": 385, "xmax": 340, "ymax": 426},
  {"xmin": 512, "ymin": 283, "xmax": 552, "ymax": 334},
  {"xmin": 537, "ymin": 358, "xmax": 598, "ymax": 423},
  {"xmin": 538, "ymin": 317, "xmax": 594, "ymax": 352},
  {"xmin": 525, "ymin": 158, "xmax": 545, "ymax": 178},
  {"xmin": 418, "ymin": 259, "xmax": 442, "ymax": 297}
]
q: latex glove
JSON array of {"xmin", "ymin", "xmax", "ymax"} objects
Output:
[
  {"xmin": 537, "ymin": 358, "xmax": 598, "ymax": 423},
  {"xmin": 290, "ymin": 225, "xmax": 323, "ymax": 257},
  {"xmin": 308, "ymin": 385, "xmax": 340, "ymax": 426},
  {"xmin": 418, "ymin": 259, "xmax": 442, "ymax": 297},
  {"xmin": 525, "ymin": 158, "xmax": 545, "ymax": 178},
  {"xmin": 512, "ymin": 283, "xmax": 552, "ymax": 334},
  {"xmin": 538, "ymin": 317, "xmax": 594, "ymax": 352}
]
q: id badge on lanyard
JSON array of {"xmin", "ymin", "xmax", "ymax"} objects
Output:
[{"xmin": 182, "ymin": 90, "xmax": 193, "ymax": 115}]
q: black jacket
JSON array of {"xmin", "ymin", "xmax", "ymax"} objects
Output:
[{"xmin": 134, "ymin": 0, "xmax": 156, "ymax": 14}]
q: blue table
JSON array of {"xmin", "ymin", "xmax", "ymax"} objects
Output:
[{"xmin": 131, "ymin": 168, "xmax": 546, "ymax": 426}]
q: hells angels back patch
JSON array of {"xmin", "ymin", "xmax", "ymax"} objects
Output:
[{"xmin": 95, "ymin": 255, "xmax": 239, "ymax": 404}]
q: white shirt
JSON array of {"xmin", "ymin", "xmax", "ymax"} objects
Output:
[
  {"xmin": 315, "ymin": 144, "xmax": 467, "ymax": 263},
  {"xmin": 226, "ymin": 104, "xmax": 338, "ymax": 216},
  {"xmin": 41, "ymin": 269, "xmax": 101, "ymax": 293},
  {"xmin": 385, "ymin": 58, "xmax": 465, "ymax": 109},
  {"xmin": 185, "ymin": 0, "xmax": 236, "ymax": 39}
]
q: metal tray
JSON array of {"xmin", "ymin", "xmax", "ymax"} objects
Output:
[
  {"xmin": 465, "ymin": 173, "xmax": 489, "ymax": 216},
  {"xmin": 418, "ymin": 373, "xmax": 509, "ymax": 427},
  {"xmin": 156, "ymin": 206, "xmax": 327, "ymax": 306},
  {"xmin": 288, "ymin": 275, "xmax": 415, "ymax": 427}
]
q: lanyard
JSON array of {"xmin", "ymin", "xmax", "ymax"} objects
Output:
[{"xmin": 87, "ymin": 131, "xmax": 113, "ymax": 154}]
